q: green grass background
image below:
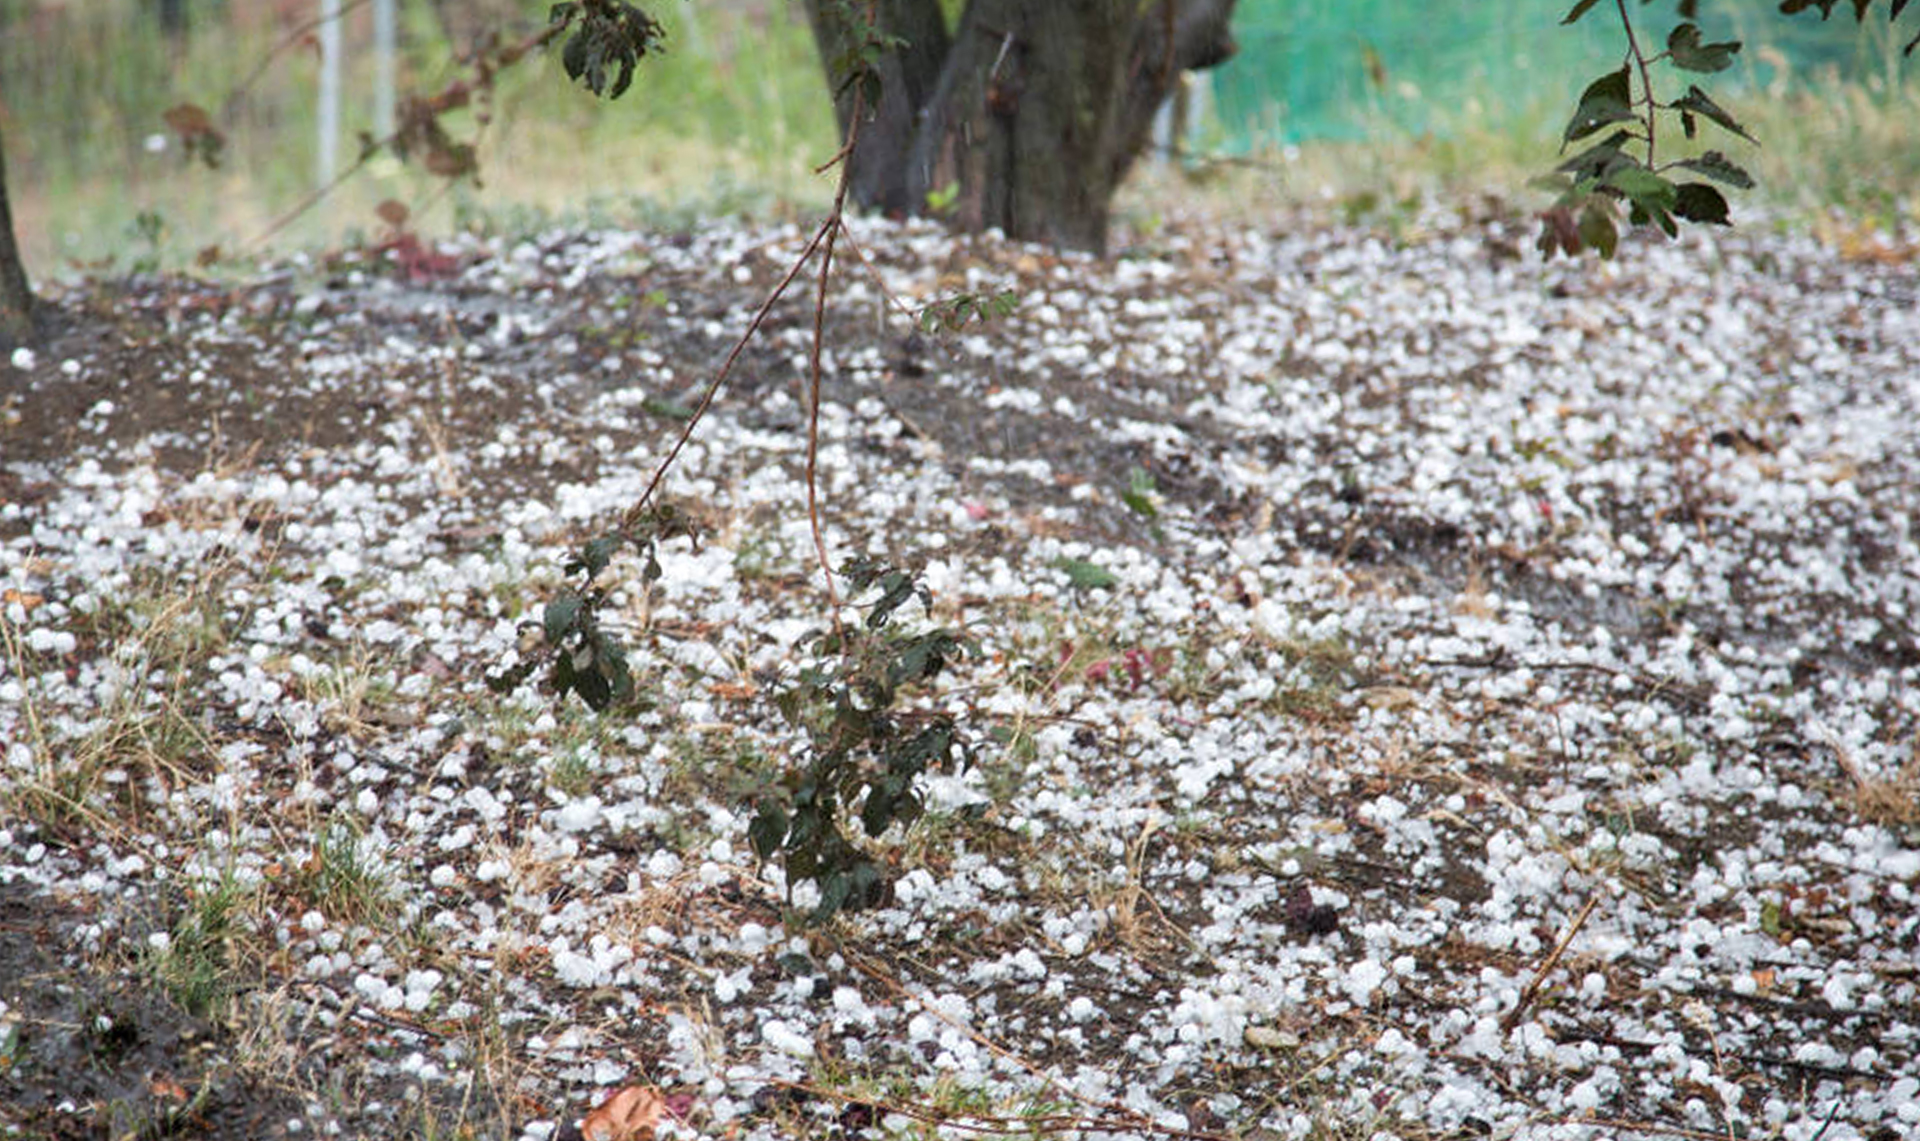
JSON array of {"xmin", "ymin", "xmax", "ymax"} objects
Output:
[{"xmin": 0, "ymin": 0, "xmax": 1913, "ymax": 277}]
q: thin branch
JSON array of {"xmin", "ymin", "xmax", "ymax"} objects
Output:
[
  {"xmin": 1564, "ymin": 1116, "xmax": 1767, "ymax": 1141},
  {"xmin": 628, "ymin": 0, "xmax": 885, "ymax": 621},
  {"xmin": 220, "ymin": 0, "xmax": 374, "ymax": 124},
  {"xmin": 248, "ymin": 146, "xmax": 378, "ymax": 251},
  {"xmin": 246, "ymin": 21, "xmax": 565, "ymax": 250},
  {"xmin": 1614, "ymin": 0, "xmax": 1661, "ymax": 169},
  {"xmin": 623, "ymin": 214, "xmax": 837, "ymax": 530},
  {"xmin": 806, "ymin": 215, "xmax": 847, "ymax": 615},
  {"xmin": 764, "ymin": 1076, "xmax": 1230, "ymax": 1140},
  {"xmin": 797, "ymin": 0, "xmax": 884, "ymax": 616},
  {"xmin": 1501, "ymin": 891, "xmax": 1602, "ymax": 1033}
]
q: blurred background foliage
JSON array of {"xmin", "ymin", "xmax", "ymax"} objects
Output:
[
  {"xmin": 0, "ymin": 0, "xmax": 1911, "ymax": 274},
  {"xmin": 0, "ymin": 0, "xmax": 835, "ymax": 270}
]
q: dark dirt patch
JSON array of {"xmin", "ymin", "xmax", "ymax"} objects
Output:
[{"xmin": 0, "ymin": 882, "xmax": 304, "ymax": 1140}]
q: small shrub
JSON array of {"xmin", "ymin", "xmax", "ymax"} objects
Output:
[{"xmin": 749, "ymin": 557, "xmax": 975, "ymax": 923}]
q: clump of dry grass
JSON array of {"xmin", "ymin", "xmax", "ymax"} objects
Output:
[
  {"xmin": 1, "ymin": 554, "xmax": 239, "ymax": 844},
  {"xmin": 1836, "ymin": 745, "xmax": 1920, "ymax": 829}
]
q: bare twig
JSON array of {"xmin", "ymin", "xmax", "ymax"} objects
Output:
[
  {"xmin": 220, "ymin": 0, "xmax": 374, "ymax": 123},
  {"xmin": 248, "ymin": 151, "xmax": 376, "ymax": 251},
  {"xmin": 763, "ymin": 1075, "xmax": 1232, "ymax": 1140},
  {"xmin": 1501, "ymin": 891, "xmax": 1601, "ymax": 1032},
  {"xmin": 622, "ymin": 214, "xmax": 838, "ymax": 530},
  {"xmin": 1613, "ymin": 0, "xmax": 1661, "ymax": 168},
  {"xmin": 631, "ymin": 1, "xmax": 880, "ymax": 621},
  {"xmin": 804, "ymin": 104, "xmax": 862, "ymax": 616},
  {"xmin": 247, "ymin": 20, "xmax": 564, "ymax": 249},
  {"xmin": 1565, "ymin": 1116, "xmax": 1783, "ymax": 1141}
]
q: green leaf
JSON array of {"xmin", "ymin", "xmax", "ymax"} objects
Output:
[
  {"xmin": 1055, "ymin": 558, "xmax": 1118, "ymax": 591},
  {"xmin": 1563, "ymin": 68, "xmax": 1634, "ymax": 145},
  {"xmin": 860, "ymin": 784, "xmax": 895, "ymax": 837},
  {"xmin": 562, "ymin": 31, "xmax": 588, "ymax": 81},
  {"xmin": 1672, "ymin": 150, "xmax": 1755, "ymax": 189},
  {"xmin": 1578, "ymin": 200, "xmax": 1620, "ymax": 259},
  {"xmin": 1122, "ymin": 467, "xmax": 1159, "ymax": 519},
  {"xmin": 591, "ymin": 632, "xmax": 633, "ymax": 702},
  {"xmin": 1556, "ymin": 130, "xmax": 1638, "ymax": 185},
  {"xmin": 1629, "ymin": 199, "xmax": 1680, "ymax": 239},
  {"xmin": 1603, "ymin": 167, "xmax": 1678, "ymax": 210},
  {"xmin": 609, "ymin": 54, "xmax": 637, "ymax": 100},
  {"xmin": 1562, "ymin": 0, "xmax": 1604, "ymax": 22},
  {"xmin": 640, "ymin": 396, "xmax": 695, "ymax": 421},
  {"xmin": 866, "ymin": 569, "xmax": 920, "ymax": 629},
  {"xmin": 916, "ymin": 289, "xmax": 1018, "ymax": 334},
  {"xmin": 572, "ymin": 534, "xmax": 623, "ymax": 578},
  {"xmin": 786, "ymin": 838, "xmax": 818, "ymax": 879},
  {"xmin": 543, "ymin": 591, "xmax": 584, "ymax": 644},
  {"xmin": 1672, "ymin": 86, "xmax": 1755, "ymax": 143},
  {"xmin": 1666, "ymin": 23, "xmax": 1741, "ymax": 72},
  {"xmin": 548, "ymin": 651, "xmax": 580, "ymax": 702},
  {"xmin": 572, "ymin": 661, "xmax": 614, "ymax": 710},
  {"xmin": 749, "ymin": 804, "xmax": 789, "ymax": 859},
  {"xmin": 890, "ymin": 631, "xmax": 964, "ymax": 685},
  {"xmin": 1673, "ymin": 182, "xmax": 1732, "ymax": 225},
  {"xmin": 815, "ymin": 869, "xmax": 854, "ymax": 919}
]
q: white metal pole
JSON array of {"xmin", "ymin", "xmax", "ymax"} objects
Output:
[
  {"xmin": 318, "ymin": 0, "xmax": 343, "ymax": 187},
  {"xmin": 373, "ymin": 0, "xmax": 396, "ymax": 139}
]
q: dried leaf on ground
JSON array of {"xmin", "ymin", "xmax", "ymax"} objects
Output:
[{"xmin": 582, "ymin": 1085, "xmax": 666, "ymax": 1141}]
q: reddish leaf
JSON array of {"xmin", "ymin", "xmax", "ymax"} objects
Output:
[{"xmin": 582, "ymin": 1086, "xmax": 666, "ymax": 1141}]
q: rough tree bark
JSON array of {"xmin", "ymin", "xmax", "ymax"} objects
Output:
[
  {"xmin": 804, "ymin": 0, "xmax": 1236, "ymax": 256},
  {"xmin": 0, "ymin": 125, "xmax": 34, "ymax": 351},
  {"xmin": 151, "ymin": 0, "xmax": 190, "ymax": 38}
]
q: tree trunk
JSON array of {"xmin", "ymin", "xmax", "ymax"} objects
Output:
[
  {"xmin": 151, "ymin": 0, "xmax": 190, "ymax": 37},
  {"xmin": 0, "ymin": 125, "xmax": 34, "ymax": 352},
  {"xmin": 804, "ymin": 0, "xmax": 1236, "ymax": 256}
]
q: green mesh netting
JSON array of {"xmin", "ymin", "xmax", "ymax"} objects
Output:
[{"xmin": 1211, "ymin": 1, "xmax": 1909, "ymax": 149}]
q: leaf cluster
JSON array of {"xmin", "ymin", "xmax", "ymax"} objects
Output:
[
  {"xmin": 1780, "ymin": 0, "xmax": 1918, "ymax": 53},
  {"xmin": 486, "ymin": 504, "xmax": 701, "ymax": 711},
  {"xmin": 917, "ymin": 290, "xmax": 1019, "ymax": 335},
  {"xmin": 1542, "ymin": 0, "xmax": 1913, "ymax": 258},
  {"xmin": 550, "ymin": 0, "xmax": 665, "ymax": 99},
  {"xmin": 821, "ymin": 0, "xmax": 909, "ymax": 110},
  {"xmin": 389, "ymin": 92, "xmax": 481, "ymax": 180},
  {"xmin": 750, "ymin": 559, "xmax": 975, "ymax": 923}
]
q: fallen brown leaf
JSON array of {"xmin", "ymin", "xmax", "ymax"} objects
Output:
[{"xmin": 582, "ymin": 1085, "xmax": 666, "ymax": 1141}]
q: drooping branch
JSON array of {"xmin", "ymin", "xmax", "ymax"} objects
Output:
[{"xmin": 802, "ymin": 0, "xmax": 952, "ymax": 215}]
